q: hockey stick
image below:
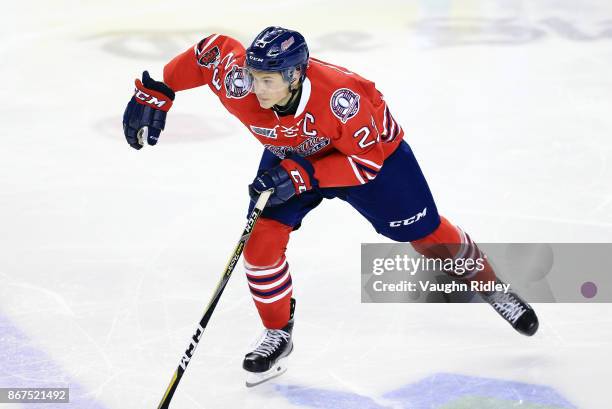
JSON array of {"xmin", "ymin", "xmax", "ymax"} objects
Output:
[{"xmin": 156, "ymin": 189, "xmax": 273, "ymax": 409}]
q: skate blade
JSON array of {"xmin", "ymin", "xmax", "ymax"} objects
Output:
[{"xmin": 245, "ymin": 357, "xmax": 288, "ymax": 387}]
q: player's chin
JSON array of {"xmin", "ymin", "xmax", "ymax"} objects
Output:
[{"xmin": 256, "ymin": 97, "xmax": 274, "ymax": 109}]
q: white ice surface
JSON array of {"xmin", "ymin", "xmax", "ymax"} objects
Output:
[{"xmin": 1, "ymin": 1, "xmax": 611, "ymax": 408}]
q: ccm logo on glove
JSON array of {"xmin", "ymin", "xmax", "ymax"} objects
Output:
[
  {"xmin": 134, "ymin": 89, "xmax": 169, "ymax": 109},
  {"xmin": 281, "ymin": 160, "xmax": 312, "ymax": 194},
  {"xmin": 133, "ymin": 78, "xmax": 174, "ymax": 112},
  {"xmin": 248, "ymin": 156, "xmax": 317, "ymax": 207},
  {"xmin": 289, "ymin": 170, "xmax": 307, "ymax": 193}
]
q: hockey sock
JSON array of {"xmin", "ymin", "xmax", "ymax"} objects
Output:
[
  {"xmin": 243, "ymin": 218, "xmax": 294, "ymax": 329},
  {"xmin": 411, "ymin": 216, "xmax": 497, "ymax": 284}
]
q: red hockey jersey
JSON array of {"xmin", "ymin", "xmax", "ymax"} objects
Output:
[{"xmin": 163, "ymin": 34, "xmax": 404, "ymax": 188}]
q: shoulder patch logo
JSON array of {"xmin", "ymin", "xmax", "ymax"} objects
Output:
[
  {"xmin": 224, "ymin": 66, "xmax": 250, "ymax": 99},
  {"xmin": 250, "ymin": 125, "xmax": 277, "ymax": 139},
  {"xmin": 330, "ymin": 88, "xmax": 360, "ymax": 123},
  {"xmin": 196, "ymin": 43, "xmax": 220, "ymax": 68}
]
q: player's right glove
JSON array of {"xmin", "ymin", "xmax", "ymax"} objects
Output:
[
  {"xmin": 249, "ymin": 155, "xmax": 317, "ymax": 207},
  {"xmin": 122, "ymin": 71, "xmax": 175, "ymax": 150}
]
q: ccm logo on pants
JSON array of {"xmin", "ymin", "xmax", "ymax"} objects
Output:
[{"xmin": 389, "ymin": 207, "xmax": 427, "ymax": 227}]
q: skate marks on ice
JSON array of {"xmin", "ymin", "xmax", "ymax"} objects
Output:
[
  {"xmin": 0, "ymin": 313, "xmax": 109, "ymax": 409},
  {"xmin": 274, "ymin": 373, "xmax": 575, "ymax": 409}
]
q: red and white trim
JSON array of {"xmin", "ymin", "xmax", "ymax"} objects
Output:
[
  {"xmin": 250, "ymin": 286, "xmax": 293, "ymax": 304},
  {"xmin": 347, "ymin": 154, "xmax": 382, "ymax": 184},
  {"xmin": 193, "ymin": 34, "xmax": 220, "ymax": 54},
  {"xmin": 245, "ymin": 258, "xmax": 293, "ymax": 304},
  {"xmin": 453, "ymin": 227, "xmax": 484, "ymax": 278},
  {"xmin": 350, "ymin": 154, "xmax": 382, "ymax": 170},
  {"xmin": 347, "ymin": 156, "xmax": 367, "ymax": 184},
  {"xmin": 381, "ymin": 104, "xmax": 402, "ymax": 143}
]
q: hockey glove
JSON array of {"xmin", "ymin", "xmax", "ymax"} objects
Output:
[
  {"xmin": 249, "ymin": 155, "xmax": 317, "ymax": 207},
  {"xmin": 123, "ymin": 71, "xmax": 175, "ymax": 150}
]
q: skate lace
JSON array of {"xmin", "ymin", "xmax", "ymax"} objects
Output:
[
  {"xmin": 488, "ymin": 292, "xmax": 526, "ymax": 324},
  {"xmin": 252, "ymin": 329, "xmax": 290, "ymax": 358}
]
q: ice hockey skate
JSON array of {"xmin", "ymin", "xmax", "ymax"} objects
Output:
[
  {"xmin": 243, "ymin": 299, "xmax": 295, "ymax": 387},
  {"xmin": 481, "ymin": 281, "xmax": 539, "ymax": 336}
]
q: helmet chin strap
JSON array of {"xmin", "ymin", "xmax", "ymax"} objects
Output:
[{"xmin": 272, "ymin": 83, "xmax": 302, "ymax": 116}]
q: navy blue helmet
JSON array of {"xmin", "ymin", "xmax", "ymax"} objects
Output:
[{"xmin": 245, "ymin": 26, "xmax": 309, "ymax": 85}]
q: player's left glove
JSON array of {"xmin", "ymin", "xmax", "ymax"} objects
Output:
[
  {"xmin": 123, "ymin": 71, "xmax": 175, "ymax": 150},
  {"xmin": 249, "ymin": 155, "xmax": 317, "ymax": 207}
]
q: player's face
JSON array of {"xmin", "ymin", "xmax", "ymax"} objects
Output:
[{"xmin": 247, "ymin": 70, "xmax": 291, "ymax": 109}]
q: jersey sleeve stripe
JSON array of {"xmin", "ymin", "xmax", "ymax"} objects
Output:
[
  {"xmin": 382, "ymin": 106, "xmax": 392, "ymax": 139},
  {"xmin": 387, "ymin": 121, "xmax": 401, "ymax": 143},
  {"xmin": 381, "ymin": 105, "xmax": 402, "ymax": 143},
  {"xmin": 350, "ymin": 154, "xmax": 382, "ymax": 170},
  {"xmin": 388, "ymin": 114, "xmax": 396, "ymax": 140},
  {"xmin": 381, "ymin": 107, "xmax": 389, "ymax": 138},
  {"xmin": 362, "ymin": 169, "xmax": 377, "ymax": 180},
  {"xmin": 193, "ymin": 34, "xmax": 220, "ymax": 55},
  {"xmin": 354, "ymin": 162, "xmax": 379, "ymax": 181},
  {"xmin": 347, "ymin": 156, "xmax": 367, "ymax": 184}
]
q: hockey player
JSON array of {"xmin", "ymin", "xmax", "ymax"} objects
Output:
[{"xmin": 123, "ymin": 27, "xmax": 539, "ymax": 386}]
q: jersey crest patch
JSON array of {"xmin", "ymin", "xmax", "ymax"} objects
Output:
[
  {"xmin": 264, "ymin": 136, "xmax": 330, "ymax": 159},
  {"xmin": 250, "ymin": 125, "xmax": 277, "ymax": 139},
  {"xmin": 224, "ymin": 66, "xmax": 250, "ymax": 99},
  {"xmin": 196, "ymin": 43, "xmax": 220, "ymax": 68},
  {"xmin": 298, "ymin": 136, "xmax": 330, "ymax": 156},
  {"xmin": 330, "ymin": 88, "xmax": 360, "ymax": 123}
]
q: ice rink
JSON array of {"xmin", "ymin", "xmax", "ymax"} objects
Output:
[{"xmin": 2, "ymin": 0, "xmax": 612, "ymax": 408}]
